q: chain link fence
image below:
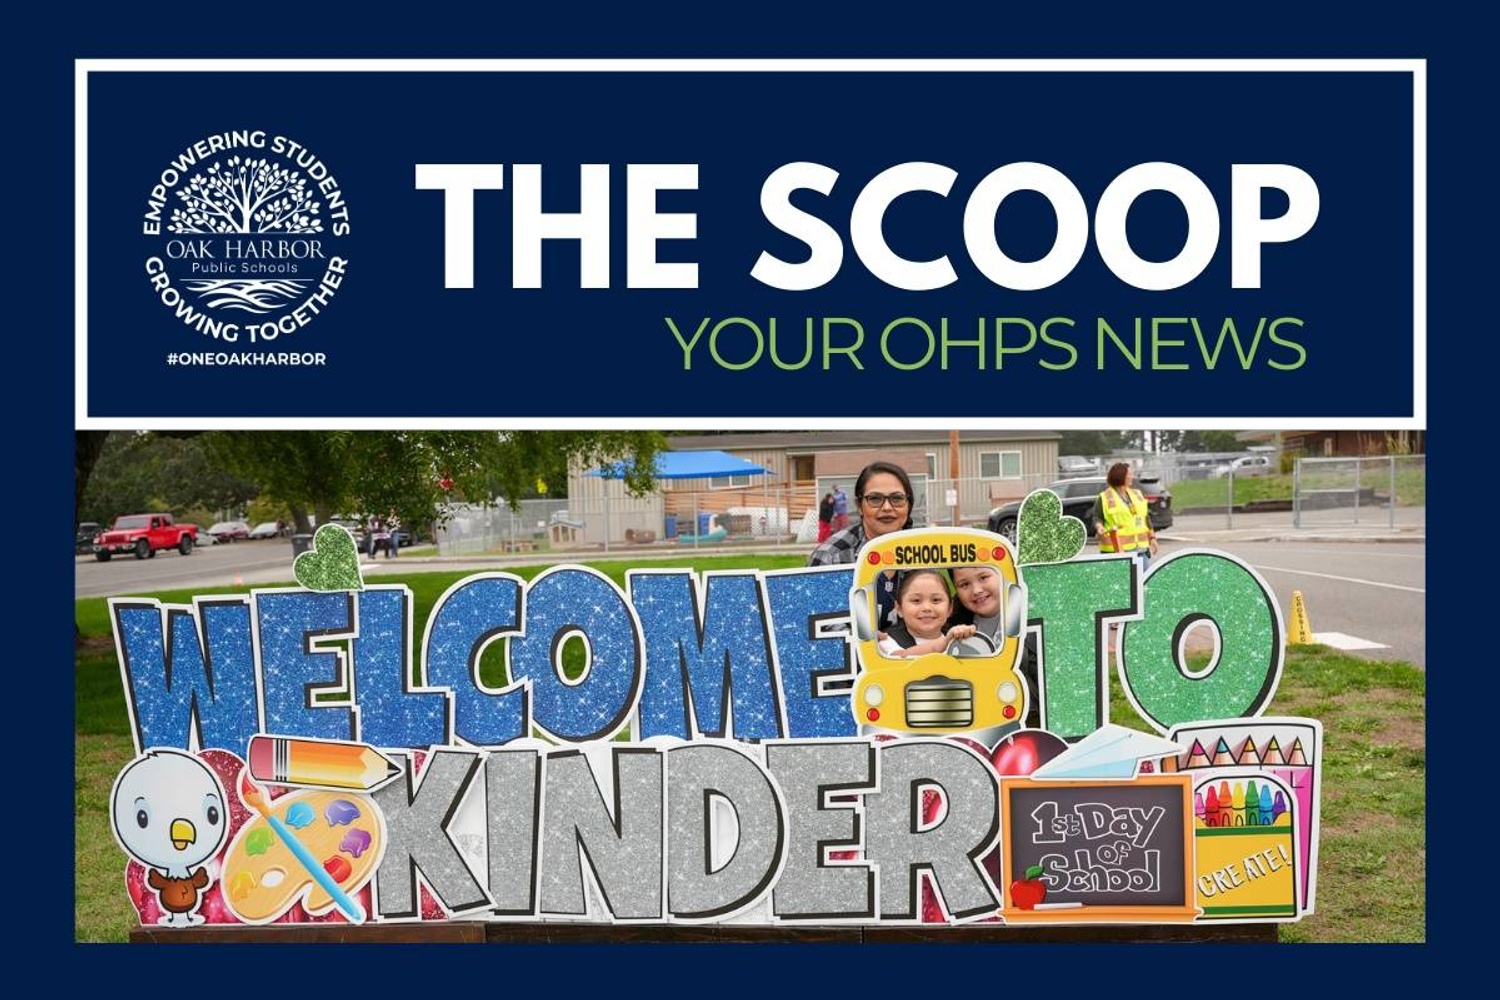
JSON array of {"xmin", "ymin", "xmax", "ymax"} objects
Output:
[
  {"xmin": 435, "ymin": 455, "xmax": 1425, "ymax": 556},
  {"xmin": 437, "ymin": 474, "xmax": 1067, "ymax": 556},
  {"xmin": 1293, "ymin": 455, "xmax": 1426, "ymax": 529}
]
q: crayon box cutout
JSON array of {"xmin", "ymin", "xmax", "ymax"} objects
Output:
[
  {"xmin": 1192, "ymin": 773, "xmax": 1300, "ymax": 921},
  {"xmin": 1166, "ymin": 718, "xmax": 1321, "ymax": 913}
]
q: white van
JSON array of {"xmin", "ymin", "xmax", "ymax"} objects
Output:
[{"xmin": 1212, "ymin": 454, "xmax": 1275, "ymax": 478}]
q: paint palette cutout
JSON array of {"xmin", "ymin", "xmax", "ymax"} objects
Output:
[{"xmin": 221, "ymin": 788, "xmax": 385, "ymax": 923}]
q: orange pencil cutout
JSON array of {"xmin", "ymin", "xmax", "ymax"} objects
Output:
[{"xmin": 248, "ymin": 736, "xmax": 400, "ymax": 791}]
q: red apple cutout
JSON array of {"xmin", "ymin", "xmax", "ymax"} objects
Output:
[
  {"xmin": 1011, "ymin": 864, "xmax": 1049, "ymax": 910},
  {"xmin": 990, "ymin": 729, "xmax": 1069, "ymax": 776}
]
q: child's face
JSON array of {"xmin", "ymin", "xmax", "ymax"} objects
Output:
[
  {"xmin": 898, "ymin": 574, "xmax": 952, "ymax": 638},
  {"xmin": 951, "ymin": 567, "xmax": 1001, "ymax": 618}
]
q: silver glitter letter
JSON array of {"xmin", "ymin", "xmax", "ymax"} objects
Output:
[
  {"xmin": 485, "ymin": 749, "xmax": 541, "ymax": 915},
  {"xmin": 766, "ymin": 740, "xmax": 876, "ymax": 920},
  {"xmin": 540, "ymin": 747, "xmax": 664, "ymax": 920},
  {"xmin": 865, "ymin": 741, "xmax": 1000, "ymax": 920},
  {"xmin": 373, "ymin": 749, "xmax": 491, "ymax": 917},
  {"xmin": 667, "ymin": 743, "xmax": 785, "ymax": 919}
]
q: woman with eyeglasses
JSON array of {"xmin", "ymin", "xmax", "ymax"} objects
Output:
[{"xmin": 808, "ymin": 461, "xmax": 917, "ymax": 629}]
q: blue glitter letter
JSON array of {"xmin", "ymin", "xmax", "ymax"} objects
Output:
[
  {"xmin": 421, "ymin": 575, "xmax": 526, "ymax": 745},
  {"xmin": 113, "ymin": 598, "xmax": 259, "ymax": 754},
  {"xmin": 510, "ymin": 568, "xmax": 643, "ymax": 743},
  {"xmin": 513, "ymin": 569, "xmax": 642, "ymax": 743},
  {"xmin": 354, "ymin": 586, "xmax": 447, "ymax": 748},
  {"xmin": 764, "ymin": 568, "xmax": 857, "ymax": 738},
  {"xmin": 630, "ymin": 571, "xmax": 783, "ymax": 740},
  {"xmin": 256, "ymin": 591, "xmax": 357, "ymax": 741}
]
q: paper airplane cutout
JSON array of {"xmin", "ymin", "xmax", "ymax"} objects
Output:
[{"xmin": 1032, "ymin": 724, "xmax": 1186, "ymax": 780}]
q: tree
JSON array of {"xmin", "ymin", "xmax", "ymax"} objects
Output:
[
  {"xmin": 170, "ymin": 156, "xmax": 322, "ymax": 235},
  {"xmin": 77, "ymin": 431, "xmax": 259, "ymax": 525},
  {"xmin": 204, "ymin": 431, "xmax": 666, "ymax": 532},
  {"xmin": 1056, "ymin": 430, "xmax": 1125, "ymax": 457},
  {"xmin": 1175, "ymin": 430, "xmax": 1242, "ymax": 453}
]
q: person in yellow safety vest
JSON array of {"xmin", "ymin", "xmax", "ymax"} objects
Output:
[{"xmin": 1093, "ymin": 462, "xmax": 1159, "ymax": 566}]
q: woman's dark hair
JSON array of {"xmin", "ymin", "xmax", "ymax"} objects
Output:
[
  {"xmin": 854, "ymin": 461, "xmax": 916, "ymax": 530},
  {"xmin": 1106, "ymin": 462, "xmax": 1131, "ymax": 488}
]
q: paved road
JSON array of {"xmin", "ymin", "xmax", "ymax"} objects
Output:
[
  {"xmin": 77, "ymin": 533, "xmax": 1424, "ymax": 668},
  {"xmin": 1154, "ymin": 537, "xmax": 1424, "ymax": 667},
  {"xmin": 75, "ymin": 539, "xmax": 309, "ymax": 598}
]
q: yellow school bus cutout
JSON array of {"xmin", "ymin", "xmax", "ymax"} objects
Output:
[{"xmin": 850, "ymin": 526, "xmax": 1029, "ymax": 738}]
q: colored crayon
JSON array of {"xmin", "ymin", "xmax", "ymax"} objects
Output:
[
  {"xmin": 1211, "ymin": 738, "xmax": 1236, "ymax": 767},
  {"xmin": 248, "ymin": 735, "xmax": 401, "ymax": 791},
  {"xmin": 1272, "ymin": 790, "xmax": 1288, "ymax": 822},
  {"xmin": 1261, "ymin": 736, "xmax": 1286, "ymax": 766},
  {"xmin": 1245, "ymin": 779, "xmax": 1260, "ymax": 826},
  {"xmin": 1195, "ymin": 791, "xmax": 1205, "ymax": 821},
  {"xmin": 1204, "ymin": 785, "xmax": 1220, "ymax": 827},
  {"xmin": 1287, "ymin": 738, "xmax": 1308, "ymax": 766},
  {"xmin": 1219, "ymin": 781, "xmax": 1233, "ymax": 827},
  {"xmin": 1184, "ymin": 739, "xmax": 1211, "ymax": 769},
  {"xmin": 1231, "ymin": 781, "xmax": 1246, "ymax": 827},
  {"xmin": 1237, "ymin": 737, "xmax": 1261, "ymax": 766},
  {"xmin": 1259, "ymin": 784, "xmax": 1275, "ymax": 825}
]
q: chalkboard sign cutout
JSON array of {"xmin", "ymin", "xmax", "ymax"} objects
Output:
[{"xmin": 999, "ymin": 774, "xmax": 1201, "ymax": 924}]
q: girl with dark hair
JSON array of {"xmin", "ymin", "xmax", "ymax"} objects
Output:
[{"xmin": 877, "ymin": 569, "xmax": 977, "ymax": 658}]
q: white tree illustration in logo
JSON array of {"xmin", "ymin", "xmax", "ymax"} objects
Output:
[{"xmin": 168, "ymin": 156, "xmax": 323, "ymax": 234}]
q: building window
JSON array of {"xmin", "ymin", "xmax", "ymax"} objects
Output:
[
  {"xmin": 710, "ymin": 475, "xmax": 753, "ymax": 488},
  {"xmin": 926, "ymin": 453, "xmax": 938, "ymax": 480},
  {"xmin": 980, "ymin": 451, "xmax": 1022, "ymax": 479}
]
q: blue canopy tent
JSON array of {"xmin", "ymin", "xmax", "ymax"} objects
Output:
[
  {"xmin": 587, "ymin": 449, "xmax": 770, "ymax": 480},
  {"xmin": 587, "ymin": 450, "xmax": 772, "ymax": 547}
]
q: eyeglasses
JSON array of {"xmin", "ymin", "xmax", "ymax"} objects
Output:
[{"xmin": 859, "ymin": 493, "xmax": 910, "ymax": 509}]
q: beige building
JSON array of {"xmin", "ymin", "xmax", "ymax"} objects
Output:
[{"xmin": 565, "ymin": 431, "xmax": 1061, "ymax": 544}]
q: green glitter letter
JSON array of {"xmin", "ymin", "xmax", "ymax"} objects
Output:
[
  {"xmin": 1120, "ymin": 552, "xmax": 1284, "ymax": 733},
  {"xmin": 1025, "ymin": 558, "xmax": 1139, "ymax": 738}
]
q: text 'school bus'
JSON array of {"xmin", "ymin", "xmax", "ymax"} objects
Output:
[{"xmin": 849, "ymin": 527, "xmax": 1030, "ymax": 739}]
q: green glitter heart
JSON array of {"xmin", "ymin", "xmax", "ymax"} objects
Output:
[
  {"xmin": 1017, "ymin": 489, "xmax": 1088, "ymax": 566},
  {"xmin": 293, "ymin": 524, "xmax": 365, "ymax": 592}
]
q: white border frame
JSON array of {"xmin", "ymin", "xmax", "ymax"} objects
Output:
[{"xmin": 76, "ymin": 59, "xmax": 1426, "ymax": 430}]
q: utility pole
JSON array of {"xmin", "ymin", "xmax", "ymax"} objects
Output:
[{"xmin": 949, "ymin": 429, "xmax": 961, "ymax": 527}]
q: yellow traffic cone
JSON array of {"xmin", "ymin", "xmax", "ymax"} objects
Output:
[{"xmin": 1287, "ymin": 590, "xmax": 1315, "ymax": 646}]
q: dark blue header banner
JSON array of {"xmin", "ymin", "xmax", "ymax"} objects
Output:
[{"xmin": 79, "ymin": 61, "xmax": 1421, "ymax": 424}]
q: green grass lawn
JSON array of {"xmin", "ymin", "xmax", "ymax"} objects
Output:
[
  {"xmin": 1172, "ymin": 471, "xmax": 1426, "ymax": 511},
  {"xmin": 76, "ymin": 561, "xmax": 1423, "ymax": 942}
]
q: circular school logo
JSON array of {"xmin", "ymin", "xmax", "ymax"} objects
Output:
[{"xmin": 140, "ymin": 130, "xmax": 350, "ymax": 345}]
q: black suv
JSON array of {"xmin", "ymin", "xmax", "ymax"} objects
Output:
[
  {"xmin": 75, "ymin": 522, "xmax": 102, "ymax": 555},
  {"xmin": 987, "ymin": 477, "xmax": 1173, "ymax": 542}
]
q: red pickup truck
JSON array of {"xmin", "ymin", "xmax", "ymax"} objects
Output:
[{"xmin": 94, "ymin": 513, "xmax": 198, "ymax": 561}]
